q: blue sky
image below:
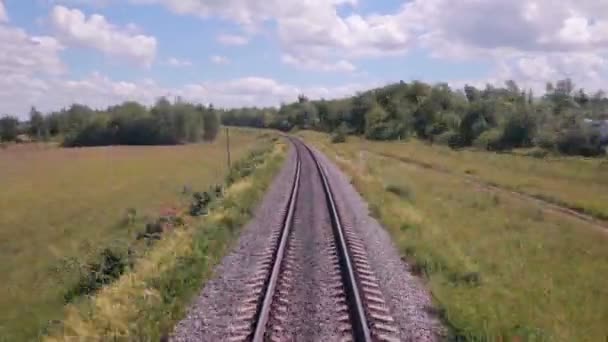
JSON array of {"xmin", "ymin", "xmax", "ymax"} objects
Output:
[{"xmin": 0, "ymin": 0, "xmax": 607, "ymax": 117}]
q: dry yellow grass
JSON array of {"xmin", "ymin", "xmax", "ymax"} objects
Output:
[
  {"xmin": 0, "ymin": 129, "xmax": 263, "ymax": 341},
  {"xmin": 343, "ymin": 136, "xmax": 608, "ymax": 220},
  {"xmin": 301, "ymin": 131, "xmax": 608, "ymax": 341},
  {"xmin": 45, "ymin": 140, "xmax": 286, "ymax": 341}
]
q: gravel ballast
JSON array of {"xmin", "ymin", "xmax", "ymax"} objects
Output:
[
  {"xmin": 171, "ymin": 147, "xmax": 297, "ymax": 341},
  {"xmin": 311, "ymin": 145, "xmax": 445, "ymax": 341},
  {"xmin": 172, "ymin": 141, "xmax": 444, "ymax": 341}
]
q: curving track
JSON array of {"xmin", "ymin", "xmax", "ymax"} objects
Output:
[{"xmin": 229, "ymin": 137, "xmax": 400, "ymax": 342}]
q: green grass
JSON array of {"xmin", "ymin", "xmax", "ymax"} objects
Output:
[
  {"xmin": 301, "ymin": 131, "xmax": 608, "ymax": 341},
  {"xmin": 341, "ymin": 136, "xmax": 608, "ymax": 221},
  {"xmin": 44, "ymin": 139, "xmax": 286, "ymax": 341},
  {"xmin": 0, "ymin": 129, "xmax": 266, "ymax": 341}
]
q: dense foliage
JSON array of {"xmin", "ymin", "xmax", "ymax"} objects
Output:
[
  {"xmin": 0, "ymin": 98, "xmax": 220, "ymax": 146},
  {"xmin": 220, "ymin": 79, "xmax": 608, "ymax": 156}
]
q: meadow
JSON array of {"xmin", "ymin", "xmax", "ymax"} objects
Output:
[
  {"xmin": 358, "ymin": 138, "xmax": 608, "ymax": 221},
  {"xmin": 300, "ymin": 131, "xmax": 608, "ymax": 341},
  {"xmin": 0, "ymin": 129, "xmax": 265, "ymax": 341}
]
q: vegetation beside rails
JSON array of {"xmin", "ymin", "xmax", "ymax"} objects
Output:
[
  {"xmin": 44, "ymin": 139, "xmax": 286, "ymax": 340},
  {"xmin": 301, "ymin": 131, "xmax": 608, "ymax": 342}
]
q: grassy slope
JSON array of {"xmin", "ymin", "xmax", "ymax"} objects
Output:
[
  {"xmin": 45, "ymin": 138, "xmax": 286, "ymax": 340},
  {"xmin": 356, "ymin": 137, "xmax": 608, "ymax": 220},
  {"xmin": 0, "ymin": 129, "xmax": 261, "ymax": 341},
  {"xmin": 300, "ymin": 131, "xmax": 608, "ymax": 341}
]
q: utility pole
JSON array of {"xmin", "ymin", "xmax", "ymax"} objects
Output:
[{"xmin": 226, "ymin": 127, "xmax": 231, "ymax": 169}]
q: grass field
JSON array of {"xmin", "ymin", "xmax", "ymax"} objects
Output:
[
  {"xmin": 300, "ymin": 131, "xmax": 608, "ymax": 341},
  {"xmin": 347, "ymin": 137, "xmax": 608, "ymax": 221},
  {"xmin": 0, "ymin": 129, "xmax": 266, "ymax": 341},
  {"xmin": 45, "ymin": 138, "xmax": 286, "ymax": 340}
]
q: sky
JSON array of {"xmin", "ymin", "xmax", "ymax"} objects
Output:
[{"xmin": 1, "ymin": 0, "xmax": 607, "ymax": 118}]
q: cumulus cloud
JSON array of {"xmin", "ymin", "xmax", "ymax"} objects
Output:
[
  {"xmin": 282, "ymin": 54, "xmax": 355, "ymax": 73},
  {"xmin": 0, "ymin": 1, "xmax": 8, "ymax": 22},
  {"xmin": 0, "ymin": 72, "xmax": 373, "ymax": 118},
  {"xmin": 130, "ymin": 0, "xmax": 412, "ymax": 70},
  {"xmin": 216, "ymin": 33, "xmax": 249, "ymax": 46},
  {"xmin": 210, "ymin": 55, "xmax": 230, "ymax": 65},
  {"xmin": 166, "ymin": 57, "xmax": 192, "ymax": 67},
  {"xmin": 0, "ymin": 26, "xmax": 65, "ymax": 77},
  {"xmin": 394, "ymin": 0, "xmax": 608, "ymax": 90},
  {"xmin": 50, "ymin": 5, "xmax": 157, "ymax": 66}
]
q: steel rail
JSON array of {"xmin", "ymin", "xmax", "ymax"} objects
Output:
[
  {"xmin": 296, "ymin": 138, "xmax": 373, "ymax": 342},
  {"xmin": 251, "ymin": 142, "xmax": 302, "ymax": 342}
]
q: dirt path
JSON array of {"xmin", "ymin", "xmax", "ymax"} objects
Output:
[{"xmin": 367, "ymin": 150, "xmax": 608, "ymax": 236}]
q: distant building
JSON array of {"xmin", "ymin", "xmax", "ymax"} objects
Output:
[{"xmin": 583, "ymin": 119, "xmax": 608, "ymax": 145}]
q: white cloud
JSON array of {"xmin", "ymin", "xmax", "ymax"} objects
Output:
[
  {"xmin": 282, "ymin": 54, "xmax": 355, "ymax": 72},
  {"xmin": 166, "ymin": 57, "xmax": 192, "ymax": 67},
  {"xmin": 50, "ymin": 5, "xmax": 157, "ymax": 66},
  {"xmin": 216, "ymin": 33, "xmax": 249, "ymax": 46},
  {"xmin": 0, "ymin": 1, "xmax": 8, "ymax": 22},
  {"xmin": 210, "ymin": 55, "xmax": 230, "ymax": 65},
  {"xmin": 393, "ymin": 0, "xmax": 608, "ymax": 90},
  {"xmin": 0, "ymin": 72, "xmax": 374, "ymax": 117},
  {"xmin": 0, "ymin": 26, "xmax": 65, "ymax": 78},
  {"xmin": 130, "ymin": 0, "xmax": 413, "ymax": 71}
]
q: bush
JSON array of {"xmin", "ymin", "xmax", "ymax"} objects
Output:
[
  {"xmin": 331, "ymin": 123, "xmax": 348, "ymax": 144},
  {"xmin": 190, "ymin": 191, "xmax": 213, "ymax": 216},
  {"xmin": 525, "ymin": 147, "xmax": 550, "ymax": 159},
  {"xmin": 500, "ymin": 112, "xmax": 536, "ymax": 148},
  {"xmin": 473, "ymin": 128, "xmax": 503, "ymax": 151},
  {"xmin": 435, "ymin": 130, "xmax": 465, "ymax": 148},
  {"xmin": 64, "ymin": 247, "xmax": 132, "ymax": 302},
  {"xmin": 385, "ymin": 183, "xmax": 414, "ymax": 202},
  {"xmin": 556, "ymin": 128, "xmax": 604, "ymax": 156},
  {"xmin": 534, "ymin": 130, "xmax": 557, "ymax": 150}
]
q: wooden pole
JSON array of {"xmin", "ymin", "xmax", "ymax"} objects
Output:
[{"xmin": 226, "ymin": 127, "xmax": 231, "ymax": 169}]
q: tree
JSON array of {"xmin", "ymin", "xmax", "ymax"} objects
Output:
[
  {"xmin": 464, "ymin": 85, "xmax": 480, "ymax": 102},
  {"xmin": 202, "ymin": 105, "xmax": 220, "ymax": 141},
  {"xmin": 0, "ymin": 116, "xmax": 20, "ymax": 142},
  {"xmin": 350, "ymin": 93, "xmax": 373, "ymax": 134},
  {"xmin": 505, "ymin": 80, "xmax": 520, "ymax": 95},
  {"xmin": 29, "ymin": 107, "xmax": 45, "ymax": 139},
  {"xmin": 574, "ymin": 89, "xmax": 589, "ymax": 107}
]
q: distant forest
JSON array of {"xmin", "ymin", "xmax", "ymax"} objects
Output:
[
  {"xmin": 2, "ymin": 79, "xmax": 608, "ymax": 155},
  {"xmin": 220, "ymin": 79, "xmax": 608, "ymax": 157},
  {"xmin": 0, "ymin": 98, "xmax": 220, "ymax": 146}
]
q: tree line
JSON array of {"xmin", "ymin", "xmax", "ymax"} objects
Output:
[
  {"xmin": 0, "ymin": 97, "xmax": 220, "ymax": 146},
  {"xmin": 219, "ymin": 79, "xmax": 608, "ymax": 156}
]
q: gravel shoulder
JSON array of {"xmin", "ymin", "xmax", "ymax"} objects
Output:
[
  {"xmin": 171, "ymin": 146, "xmax": 297, "ymax": 341},
  {"xmin": 172, "ymin": 141, "xmax": 445, "ymax": 341},
  {"xmin": 311, "ymin": 146, "xmax": 446, "ymax": 341}
]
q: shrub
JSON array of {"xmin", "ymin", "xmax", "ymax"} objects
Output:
[
  {"xmin": 473, "ymin": 128, "xmax": 503, "ymax": 151},
  {"xmin": 330, "ymin": 130, "xmax": 346, "ymax": 143},
  {"xmin": 556, "ymin": 128, "xmax": 604, "ymax": 156},
  {"xmin": 64, "ymin": 247, "xmax": 132, "ymax": 302},
  {"xmin": 435, "ymin": 130, "xmax": 464, "ymax": 148},
  {"xmin": 385, "ymin": 184, "xmax": 414, "ymax": 202},
  {"xmin": 534, "ymin": 130, "xmax": 557, "ymax": 150},
  {"xmin": 123, "ymin": 208, "xmax": 137, "ymax": 226},
  {"xmin": 525, "ymin": 147, "xmax": 550, "ymax": 159},
  {"xmin": 500, "ymin": 112, "xmax": 536, "ymax": 148},
  {"xmin": 190, "ymin": 191, "xmax": 213, "ymax": 216}
]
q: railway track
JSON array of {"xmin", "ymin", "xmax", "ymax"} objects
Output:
[{"xmin": 229, "ymin": 137, "xmax": 400, "ymax": 342}]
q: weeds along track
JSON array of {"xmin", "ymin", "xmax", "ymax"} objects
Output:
[{"xmin": 229, "ymin": 137, "xmax": 400, "ymax": 342}]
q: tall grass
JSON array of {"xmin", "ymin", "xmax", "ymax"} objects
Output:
[
  {"xmin": 301, "ymin": 131, "xmax": 608, "ymax": 341},
  {"xmin": 349, "ymin": 136, "xmax": 608, "ymax": 221},
  {"xmin": 44, "ymin": 140, "xmax": 286, "ymax": 340},
  {"xmin": 0, "ymin": 129, "xmax": 264, "ymax": 341}
]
